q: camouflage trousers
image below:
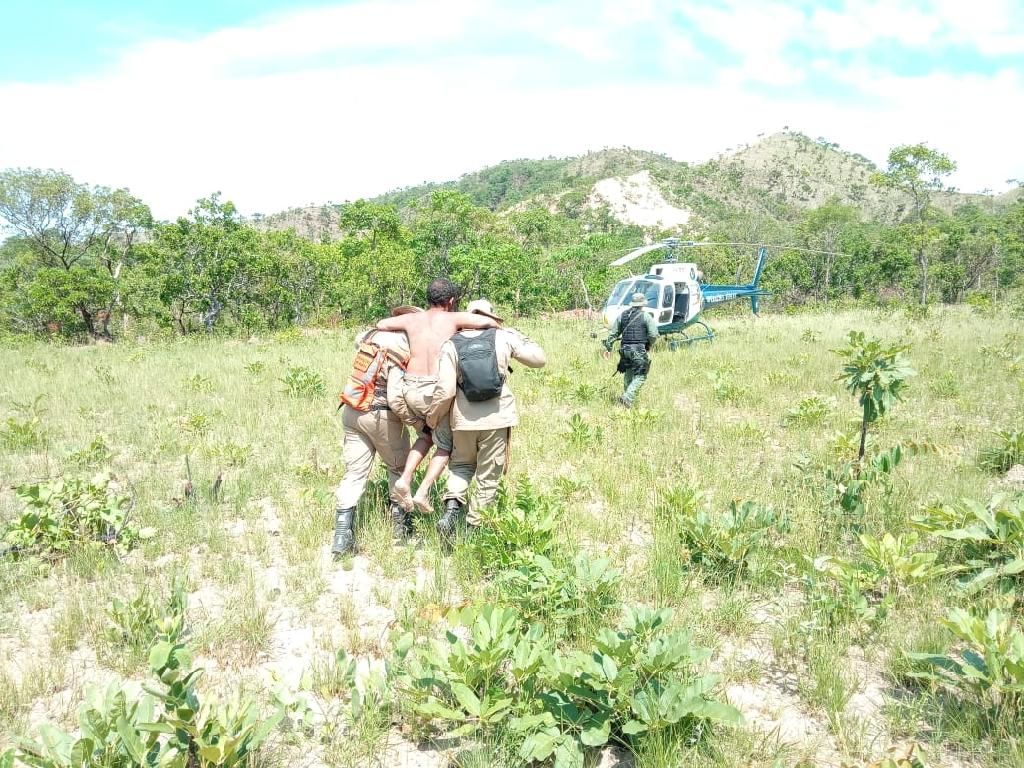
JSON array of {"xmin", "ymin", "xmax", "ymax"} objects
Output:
[{"xmin": 622, "ymin": 370, "xmax": 648, "ymax": 406}]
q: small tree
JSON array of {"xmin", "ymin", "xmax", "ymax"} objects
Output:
[
  {"xmin": 0, "ymin": 168, "xmax": 151, "ymax": 338},
  {"xmin": 835, "ymin": 331, "xmax": 916, "ymax": 463},
  {"xmin": 870, "ymin": 144, "xmax": 956, "ymax": 304}
]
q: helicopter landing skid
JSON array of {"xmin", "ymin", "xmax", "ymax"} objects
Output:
[{"xmin": 668, "ymin": 321, "xmax": 715, "ymax": 350}]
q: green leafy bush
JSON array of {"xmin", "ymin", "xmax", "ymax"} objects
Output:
[
  {"xmin": 7, "ymin": 682, "xmax": 167, "ymax": 768},
  {"xmin": 826, "ymin": 442, "xmax": 933, "ymax": 516},
  {"xmin": 783, "ymin": 396, "xmax": 830, "ymax": 427},
  {"xmin": 707, "ymin": 371, "xmax": 747, "ymax": 404},
  {"xmin": 804, "ymin": 531, "xmax": 946, "ymax": 635},
  {"xmin": 466, "ymin": 482, "xmax": 559, "ymax": 574},
  {"xmin": 2, "ymin": 473, "xmax": 151, "ymax": 557},
  {"xmin": 280, "ymin": 366, "xmax": 326, "ymax": 398},
  {"xmin": 907, "ymin": 607, "xmax": 1024, "ymax": 712},
  {"xmin": 671, "ymin": 499, "xmax": 789, "ymax": 581},
  {"xmin": 565, "ymin": 413, "xmax": 602, "ymax": 448},
  {"xmin": 495, "ymin": 553, "xmax": 620, "ymax": 641},
  {"xmin": 66, "ymin": 436, "xmax": 114, "ymax": 469},
  {"xmin": 466, "ymin": 483, "xmax": 619, "ymax": 640},
  {"xmin": 913, "ymin": 493, "xmax": 1024, "ymax": 594},
  {"xmin": 978, "ymin": 429, "xmax": 1024, "ymax": 474},
  {"xmin": 105, "ymin": 578, "xmax": 187, "ymax": 655},
  {"xmin": 1, "ymin": 395, "xmax": 47, "ymax": 450},
  {"xmin": 398, "ymin": 604, "xmax": 740, "ymax": 766},
  {"xmin": 6, "ymin": 628, "xmax": 282, "ymax": 767},
  {"xmin": 183, "ymin": 373, "xmax": 213, "ymax": 393}
]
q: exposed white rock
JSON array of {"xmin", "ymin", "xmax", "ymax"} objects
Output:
[{"xmin": 588, "ymin": 170, "xmax": 690, "ymax": 229}]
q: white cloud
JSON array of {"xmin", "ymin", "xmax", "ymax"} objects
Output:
[
  {"xmin": 810, "ymin": 0, "xmax": 1024, "ymax": 52},
  {"xmin": 0, "ymin": 0, "xmax": 1020, "ymax": 219},
  {"xmin": 681, "ymin": 1, "xmax": 807, "ymax": 85}
]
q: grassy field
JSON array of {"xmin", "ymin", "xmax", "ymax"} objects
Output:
[{"xmin": 1, "ymin": 307, "xmax": 1022, "ymax": 767}]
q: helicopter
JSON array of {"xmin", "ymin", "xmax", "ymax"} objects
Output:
[{"xmin": 600, "ymin": 239, "xmax": 769, "ymax": 348}]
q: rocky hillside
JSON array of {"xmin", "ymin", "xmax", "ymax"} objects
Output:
[{"xmin": 258, "ymin": 132, "xmax": 1010, "ymax": 240}]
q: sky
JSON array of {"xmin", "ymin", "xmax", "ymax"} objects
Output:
[{"xmin": 1, "ymin": 0, "xmax": 1022, "ymax": 220}]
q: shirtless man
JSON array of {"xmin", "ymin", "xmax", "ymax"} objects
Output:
[{"xmin": 376, "ymin": 278, "xmax": 496, "ymax": 521}]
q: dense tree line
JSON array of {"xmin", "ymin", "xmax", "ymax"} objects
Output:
[{"xmin": 1, "ymin": 148, "xmax": 1022, "ymax": 340}]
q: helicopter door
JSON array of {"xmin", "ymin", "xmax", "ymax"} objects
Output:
[
  {"xmin": 673, "ymin": 285, "xmax": 689, "ymax": 322},
  {"xmin": 659, "ymin": 285, "xmax": 674, "ymax": 325}
]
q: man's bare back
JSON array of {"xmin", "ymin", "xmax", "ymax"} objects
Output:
[{"xmin": 377, "ymin": 308, "xmax": 495, "ymax": 375}]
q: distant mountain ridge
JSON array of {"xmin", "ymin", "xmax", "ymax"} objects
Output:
[{"xmin": 258, "ymin": 131, "xmax": 1015, "ymax": 240}]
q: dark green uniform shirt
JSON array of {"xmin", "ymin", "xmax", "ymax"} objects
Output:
[{"xmin": 603, "ymin": 309, "xmax": 659, "ymax": 351}]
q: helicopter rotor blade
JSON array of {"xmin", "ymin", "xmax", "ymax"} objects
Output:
[{"xmin": 609, "ymin": 242, "xmax": 668, "ymax": 267}]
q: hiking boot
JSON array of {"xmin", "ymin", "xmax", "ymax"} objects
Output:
[
  {"xmin": 390, "ymin": 503, "xmax": 413, "ymax": 540},
  {"xmin": 331, "ymin": 507, "xmax": 356, "ymax": 556},
  {"xmin": 437, "ymin": 499, "xmax": 464, "ymax": 549},
  {"xmin": 618, "ymin": 396, "xmax": 632, "ymax": 409}
]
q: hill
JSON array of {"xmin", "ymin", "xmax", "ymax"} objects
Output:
[{"xmin": 257, "ymin": 132, "xmax": 1011, "ymax": 240}]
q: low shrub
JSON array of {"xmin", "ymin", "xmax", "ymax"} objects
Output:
[
  {"xmin": 2, "ymin": 473, "xmax": 152, "ymax": 558},
  {"xmin": 397, "ymin": 604, "xmax": 741, "ymax": 765}
]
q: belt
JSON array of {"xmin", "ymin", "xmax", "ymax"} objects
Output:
[{"xmin": 369, "ymin": 404, "xmax": 391, "ymax": 412}]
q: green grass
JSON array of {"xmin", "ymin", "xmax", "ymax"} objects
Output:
[{"xmin": 1, "ymin": 307, "xmax": 1022, "ymax": 765}]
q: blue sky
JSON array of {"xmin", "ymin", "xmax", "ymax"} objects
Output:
[{"xmin": 1, "ymin": 0, "xmax": 1022, "ymax": 218}]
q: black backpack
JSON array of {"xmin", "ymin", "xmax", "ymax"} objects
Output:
[{"xmin": 451, "ymin": 328, "xmax": 505, "ymax": 402}]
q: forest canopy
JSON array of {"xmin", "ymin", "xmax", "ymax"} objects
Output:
[{"xmin": 1, "ymin": 142, "xmax": 1022, "ymax": 340}]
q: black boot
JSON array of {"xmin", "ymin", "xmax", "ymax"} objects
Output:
[
  {"xmin": 390, "ymin": 503, "xmax": 412, "ymax": 540},
  {"xmin": 331, "ymin": 507, "xmax": 355, "ymax": 556},
  {"xmin": 437, "ymin": 499, "xmax": 464, "ymax": 548}
]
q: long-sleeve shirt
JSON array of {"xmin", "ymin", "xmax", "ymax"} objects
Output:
[
  {"xmin": 603, "ymin": 310, "xmax": 659, "ymax": 351},
  {"xmin": 436, "ymin": 327, "xmax": 546, "ymax": 431}
]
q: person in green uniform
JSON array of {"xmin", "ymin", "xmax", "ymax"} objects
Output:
[{"xmin": 603, "ymin": 292, "xmax": 659, "ymax": 408}]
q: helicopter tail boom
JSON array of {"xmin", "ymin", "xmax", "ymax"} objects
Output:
[
  {"xmin": 701, "ymin": 248, "xmax": 770, "ymax": 315},
  {"xmin": 750, "ymin": 246, "xmax": 767, "ymax": 314}
]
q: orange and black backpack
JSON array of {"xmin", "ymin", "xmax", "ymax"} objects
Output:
[{"xmin": 338, "ymin": 332, "xmax": 407, "ymax": 411}]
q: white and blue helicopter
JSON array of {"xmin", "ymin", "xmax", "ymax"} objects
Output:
[{"xmin": 601, "ymin": 239, "xmax": 769, "ymax": 348}]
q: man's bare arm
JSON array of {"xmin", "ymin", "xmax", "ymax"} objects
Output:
[
  {"xmin": 452, "ymin": 312, "xmax": 498, "ymax": 330},
  {"xmin": 376, "ymin": 315, "xmax": 411, "ymax": 332}
]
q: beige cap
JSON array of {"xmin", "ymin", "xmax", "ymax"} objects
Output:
[
  {"xmin": 630, "ymin": 292, "xmax": 647, "ymax": 307},
  {"xmin": 391, "ymin": 305, "xmax": 423, "ymax": 316},
  {"xmin": 466, "ymin": 299, "xmax": 504, "ymax": 323}
]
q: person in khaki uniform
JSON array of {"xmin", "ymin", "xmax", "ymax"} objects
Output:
[
  {"xmin": 332, "ymin": 314, "xmax": 419, "ymax": 556},
  {"xmin": 433, "ymin": 299, "xmax": 546, "ymax": 541},
  {"xmin": 377, "ymin": 278, "xmax": 497, "ymax": 514}
]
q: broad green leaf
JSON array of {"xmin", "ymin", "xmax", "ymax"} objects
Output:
[
  {"xmin": 519, "ymin": 731, "xmax": 557, "ymax": 762},
  {"xmin": 250, "ymin": 707, "xmax": 284, "ymax": 748},
  {"xmin": 621, "ymin": 719, "xmax": 648, "ymax": 735},
  {"xmin": 698, "ymin": 700, "xmax": 744, "ymax": 724},
  {"xmin": 553, "ymin": 738, "xmax": 584, "ymax": 768},
  {"xmin": 149, "ymin": 641, "xmax": 173, "ymax": 672},
  {"xmin": 116, "ymin": 716, "xmax": 146, "ymax": 763},
  {"xmin": 451, "ymin": 683, "xmax": 481, "ymax": 716},
  {"xmin": 580, "ymin": 715, "xmax": 610, "ymax": 747},
  {"xmin": 199, "ymin": 744, "xmax": 225, "ymax": 764},
  {"xmin": 39, "ymin": 724, "xmax": 73, "ymax": 762},
  {"xmin": 69, "ymin": 738, "xmax": 94, "ymax": 766}
]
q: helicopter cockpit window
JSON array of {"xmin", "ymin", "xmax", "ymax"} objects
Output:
[
  {"xmin": 631, "ymin": 280, "xmax": 660, "ymax": 308},
  {"xmin": 606, "ymin": 280, "xmax": 634, "ymax": 308}
]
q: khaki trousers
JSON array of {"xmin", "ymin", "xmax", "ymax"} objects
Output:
[
  {"xmin": 334, "ymin": 406, "xmax": 410, "ymax": 509},
  {"xmin": 387, "ymin": 370, "xmax": 453, "ymax": 452},
  {"xmin": 443, "ymin": 428, "xmax": 509, "ymax": 526}
]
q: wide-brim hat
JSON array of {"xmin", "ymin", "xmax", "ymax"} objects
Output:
[
  {"xmin": 466, "ymin": 299, "xmax": 504, "ymax": 323},
  {"xmin": 391, "ymin": 305, "xmax": 423, "ymax": 316},
  {"xmin": 629, "ymin": 293, "xmax": 647, "ymax": 307}
]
